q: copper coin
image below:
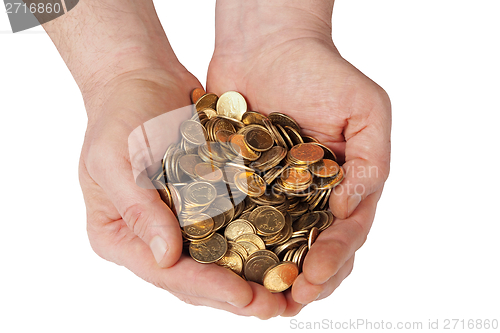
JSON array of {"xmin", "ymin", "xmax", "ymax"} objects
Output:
[
  {"xmin": 309, "ymin": 159, "xmax": 340, "ymax": 178},
  {"xmin": 191, "ymin": 88, "xmax": 206, "ymax": 104},
  {"xmin": 244, "ymin": 127, "xmax": 274, "ymax": 152},
  {"xmin": 289, "ymin": 143, "xmax": 324, "ymax": 165},
  {"xmin": 262, "ymin": 262, "xmax": 299, "ymax": 293}
]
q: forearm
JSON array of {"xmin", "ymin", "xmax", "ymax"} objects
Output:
[{"xmin": 43, "ymin": 0, "xmax": 181, "ymax": 101}]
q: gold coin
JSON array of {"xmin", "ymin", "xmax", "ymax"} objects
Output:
[
  {"xmin": 234, "ymin": 233, "xmax": 266, "ymax": 250},
  {"xmin": 237, "ymin": 240, "xmax": 260, "ymax": 256},
  {"xmin": 234, "ymin": 171, "xmax": 266, "ymax": 197},
  {"xmin": 180, "ymin": 120, "xmax": 208, "ymax": 145},
  {"xmin": 152, "ymin": 180, "xmax": 172, "ymax": 208},
  {"xmin": 250, "ymin": 206, "xmax": 286, "ymax": 236},
  {"xmin": 229, "ymin": 133, "xmax": 261, "ymax": 161},
  {"xmin": 194, "ymin": 162, "xmax": 223, "ymax": 183},
  {"xmin": 311, "ymin": 166, "xmax": 345, "ymax": 190},
  {"xmin": 211, "ymin": 197, "xmax": 235, "ymax": 225},
  {"xmin": 203, "ymin": 207, "xmax": 226, "ymax": 231},
  {"xmin": 244, "ymin": 127, "xmax": 274, "ymax": 152},
  {"xmin": 227, "ymin": 241, "xmax": 249, "ymax": 260},
  {"xmin": 284, "ymin": 126, "xmax": 304, "ymax": 146},
  {"xmin": 182, "ymin": 214, "xmax": 214, "ymax": 239},
  {"xmin": 215, "ymin": 129, "xmax": 234, "ymax": 144},
  {"xmin": 262, "ymin": 262, "xmax": 299, "ymax": 293},
  {"xmin": 242, "ymin": 111, "xmax": 268, "ymax": 126},
  {"xmin": 273, "ymin": 237, "xmax": 307, "ymax": 259},
  {"xmin": 308, "ymin": 227, "xmax": 319, "ymax": 249},
  {"xmin": 311, "ymin": 142, "xmax": 337, "ymax": 162},
  {"xmin": 184, "ymin": 181, "xmax": 217, "ymax": 206},
  {"xmin": 191, "ymin": 88, "xmax": 206, "ymax": 104},
  {"xmin": 195, "ymin": 93, "xmax": 219, "ymax": 112},
  {"xmin": 216, "ymin": 91, "xmax": 247, "ymax": 121},
  {"xmin": 309, "ymin": 159, "xmax": 340, "ymax": 178},
  {"xmin": 224, "ymin": 219, "xmax": 256, "ymax": 241},
  {"xmin": 216, "ymin": 249, "xmax": 244, "ymax": 275},
  {"xmin": 292, "ymin": 212, "xmax": 320, "ymax": 231},
  {"xmin": 244, "ymin": 254, "xmax": 278, "ymax": 284},
  {"xmin": 249, "ymin": 146, "xmax": 287, "ymax": 172},
  {"xmin": 268, "ymin": 112, "xmax": 301, "ymax": 133},
  {"xmin": 189, "ymin": 233, "xmax": 227, "ymax": 264}
]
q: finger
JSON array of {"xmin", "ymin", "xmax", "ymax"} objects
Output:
[
  {"xmin": 85, "ymin": 148, "xmax": 183, "ymax": 268},
  {"xmin": 292, "ymin": 255, "xmax": 355, "ymax": 304},
  {"xmin": 330, "ymin": 86, "xmax": 391, "ymax": 219},
  {"xmin": 171, "ymin": 282, "xmax": 287, "ymax": 320},
  {"xmin": 302, "ymin": 190, "xmax": 382, "ymax": 285},
  {"xmin": 108, "ymin": 227, "xmax": 256, "ymax": 308},
  {"xmin": 280, "ymin": 290, "xmax": 305, "ymax": 317}
]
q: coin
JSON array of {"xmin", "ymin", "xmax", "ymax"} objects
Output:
[
  {"xmin": 292, "ymin": 212, "xmax": 320, "ymax": 231},
  {"xmin": 184, "ymin": 181, "xmax": 217, "ymax": 206},
  {"xmin": 216, "ymin": 91, "xmax": 247, "ymax": 121},
  {"xmin": 308, "ymin": 227, "xmax": 319, "ymax": 249},
  {"xmin": 250, "ymin": 206, "xmax": 286, "ymax": 236},
  {"xmin": 224, "ymin": 219, "xmax": 256, "ymax": 241},
  {"xmin": 189, "ymin": 233, "xmax": 228, "ymax": 264},
  {"xmin": 242, "ymin": 111, "xmax": 268, "ymax": 126},
  {"xmin": 262, "ymin": 261, "xmax": 299, "ymax": 293},
  {"xmin": 216, "ymin": 249, "xmax": 244, "ymax": 275},
  {"xmin": 235, "ymin": 233, "xmax": 266, "ymax": 250},
  {"xmin": 194, "ymin": 162, "xmax": 223, "ymax": 183},
  {"xmin": 180, "ymin": 120, "xmax": 208, "ymax": 145},
  {"xmin": 191, "ymin": 88, "xmax": 206, "ymax": 104},
  {"xmin": 195, "ymin": 93, "xmax": 219, "ymax": 112},
  {"xmin": 288, "ymin": 143, "xmax": 324, "ymax": 165},
  {"xmin": 268, "ymin": 112, "xmax": 301, "ymax": 133},
  {"xmin": 182, "ymin": 214, "xmax": 214, "ymax": 239},
  {"xmin": 229, "ymin": 133, "xmax": 261, "ymax": 161},
  {"xmin": 244, "ymin": 127, "xmax": 274, "ymax": 152},
  {"xmin": 234, "ymin": 171, "xmax": 266, "ymax": 197},
  {"xmin": 309, "ymin": 159, "xmax": 340, "ymax": 178},
  {"xmin": 244, "ymin": 254, "xmax": 278, "ymax": 284}
]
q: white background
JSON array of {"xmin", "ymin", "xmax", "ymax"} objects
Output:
[{"xmin": 1, "ymin": 0, "xmax": 499, "ymax": 332}]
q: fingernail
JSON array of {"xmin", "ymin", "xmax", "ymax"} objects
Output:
[
  {"xmin": 347, "ymin": 194, "xmax": 362, "ymax": 216},
  {"xmin": 150, "ymin": 235, "xmax": 168, "ymax": 264}
]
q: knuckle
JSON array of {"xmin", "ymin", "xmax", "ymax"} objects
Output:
[{"xmin": 122, "ymin": 203, "xmax": 152, "ymax": 239}]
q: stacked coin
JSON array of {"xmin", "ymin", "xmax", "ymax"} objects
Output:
[{"xmin": 150, "ymin": 89, "xmax": 344, "ymax": 293}]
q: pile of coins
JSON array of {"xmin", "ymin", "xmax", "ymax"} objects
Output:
[{"xmin": 151, "ymin": 89, "xmax": 344, "ymax": 293}]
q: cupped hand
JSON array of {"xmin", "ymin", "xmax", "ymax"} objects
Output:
[
  {"xmin": 79, "ymin": 67, "xmax": 287, "ymax": 319},
  {"xmin": 207, "ymin": 11, "xmax": 391, "ymax": 315}
]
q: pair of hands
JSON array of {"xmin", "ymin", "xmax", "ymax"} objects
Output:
[{"xmin": 73, "ymin": 0, "xmax": 391, "ymax": 319}]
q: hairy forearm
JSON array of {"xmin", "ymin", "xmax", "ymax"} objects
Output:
[{"xmin": 43, "ymin": 0, "xmax": 180, "ymax": 100}]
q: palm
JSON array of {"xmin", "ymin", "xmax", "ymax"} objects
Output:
[{"xmin": 208, "ymin": 38, "xmax": 391, "ymax": 314}]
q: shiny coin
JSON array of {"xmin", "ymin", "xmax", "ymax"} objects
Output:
[
  {"xmin": 194, "ymin": 162, "xmax": 223, "ymax": 183},
  {"xmin": 180, "ymin": 120, "xmax": 208, "ymax": 145},
  {"xmin": 195, "ymin": 93, "xmax": 219, "ymax": 112},
  {"xmin": 309, "ymin": 159, "xmax": 340, "ymax": 178},
  {"xmin": 224, "ymin": 219, "xmax": 256, "ymax": 241},
  {"xmin": 229, "ymin": 133, "xmax": 261, "ymax": 161},
  {"xmin": 234, "ymin": 233, "xmax": 266, "ymax": 250},
  {"xmin": 184, "ymin": 181, "xmax": 217, "ymax": 206},
  {"xmin": 308, "ymin": 227, "xmax": 319, "ymax": 249},
  {"xmin": 182, "ymin": 214, "xmax": 214, "ymax": 239},
  {"xmin": 227, "ymin": 241, "xmax": 249, "ymax": 260},
  {"xmin": 216, "ymin": 249, "xmax": 244, "ymax": 275},
  {"xmin": 189, "ymin": 233, "xmax": 227, "ymax": 263},
  {"xmin": 311, "ymin": 166, "xmax": 345, "ymax": 190},
  {"xmin": 268, "ymin": 112, "xmax": 301, "ymax": 133},
  {"xmin": 216, "ymin": 91, "xmax": 247, "ymax": 121},
  {"xmin": 191, "ymin": 88, "xmax": 206, "ymax": 104},
  {"xmin": 244, "ymin": 254, "xmax": 278, "ymax": 284},
  {"xmin": 152, "ymin": 180, "xmax": 172, "ymax": 208},
  {"xmin": 288, "ymin": 143, "xmax": 324, "ymax": 165},
  {"xmin": 292, "ymin": 212, "xmax": 320, "ymax": 231},
  {"xmin": 242, "ymin": 111, "xmax": 268, "ymax": 126},
  {"xmin": 250, "ymin": 206, "xmax": 286, "ymax": 236},
  {"xmin": 234, "ymin": 171, "xmax": 266, "ymax": 197},
  {"xmin": 244, "ymin": 127, "xmax": 274, "ymax": 152},
  {"xmin": 262, "ymin": 261, "xmax": 299, "ymax": 293}
]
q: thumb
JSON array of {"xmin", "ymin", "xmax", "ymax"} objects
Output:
[{"xmin": 91, "ymin": 148, "xmax": 184, "ymax": 268}]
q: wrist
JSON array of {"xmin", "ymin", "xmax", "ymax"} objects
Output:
[
  {"xmin": 44, "ymin": 0, "xmax": 185, "ymax": 102},
  {"xmin": 214, "ymin": 0, "xmax": 335, "ymax": 57}
]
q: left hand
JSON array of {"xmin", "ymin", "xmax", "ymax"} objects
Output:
[{"xmin": 207, "ymin": 0, "xmax": 391, "ymax": 316}]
